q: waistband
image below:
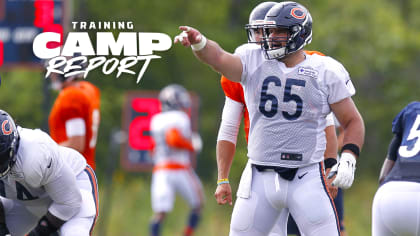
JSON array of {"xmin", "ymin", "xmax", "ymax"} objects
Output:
[{"xmin": 153, "ymin": 162, "xmax": 190, "ymax": 172}]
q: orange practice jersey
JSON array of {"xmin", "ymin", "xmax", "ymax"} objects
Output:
[
  {"xmin": 49, "ymin": 81, "xmax": 101, "ymax": 169},
  {"xmin": 220, "ymin": 50, "xmax": 325, "ymax": 143}
]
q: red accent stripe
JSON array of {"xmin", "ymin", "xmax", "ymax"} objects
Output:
[
  {"xmin": 319, "ymin": 162, "xmax": 341, "ymax": 235},
  {"xmin": 153, "ymin": 162, "xmax": 189, "ymax": 172},
  {"xmin": 85, "ymin": 166, "xmax": 99, "ymax": 235},
  {"xmin": 0, "ymin": 40, "xmax": 3, "ymax": 67}
]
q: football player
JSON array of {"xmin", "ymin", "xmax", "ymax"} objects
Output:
[
  {"xmin": 0, "ymin": 110, "xmax": 98, "ymax": 236},
  {"xmin": 372, "ymin": 101, "xmax": 420, "ymax": 236},
  {"xmin": 149, "ymin": 84, "xmax": 204, "ymax": 236},
  {"xmin": 48, "ymin": 57, "xmax": 101, "ymax": 170},
  {"xmin": 175, "ymin": 1, "xmax": 365, "ymax": 235},
  {"xmin": 214, "ymin": 2, "xmax": 340, "ymax": 236}
]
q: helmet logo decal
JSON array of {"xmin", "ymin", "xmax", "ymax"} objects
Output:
[
  {"xmin": 290, "ymin": 8, "xmax": 306, "ymax": 19},
  {"xmin": 1, "ymin": 120, "xmax": 12, "ymax": 135}
]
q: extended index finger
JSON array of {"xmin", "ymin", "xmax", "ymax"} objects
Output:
[{"xmin": 179, "ymin": 26, "xmax": 191, "ymax": 32}]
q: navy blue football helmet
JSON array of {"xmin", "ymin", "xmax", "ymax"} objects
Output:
[
  {"xmin": 245, "ymin": 2, "xmax": 277, "ymax": 43},
  {"xmin": 0, "ymin": 110, "xmax": 19, "ymax": 178},
  {"xmin": 262, "ymin": 1, "xmax": 312, "ymax": 59},
  {"xmin": 159, "ymin": 84, "xmax": 191, "ymax": 112}
]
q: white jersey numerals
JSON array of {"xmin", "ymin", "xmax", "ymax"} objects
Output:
[{"xmin": 399, "ymin": 114, "xmax": 420, "ymax": 158}]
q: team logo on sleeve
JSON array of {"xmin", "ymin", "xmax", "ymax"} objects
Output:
[
  {"xmin": 298, "ymin": 67, "xmax": 318, "ymax": 78},
  {"xmin": 1, "ymin": 120, "xmax": 12, "ymax": 135}
]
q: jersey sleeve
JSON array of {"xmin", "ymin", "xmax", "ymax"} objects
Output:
[
  {"xmin": 220, "ymin": 76, "xmax": 244, "ymax": 103},
  {"xmin": 324, "ymin": 57, "xmax": 356, "ymax": 104},
  {"xmin": 234, "ymin": 44, "xmax": 260, "ymax": 84},
  {"xmin": 392, "ymin": 106, "xmax": 406, "ymax": 135},
  {"xmin": 22, "ymin": 136, "xmax": 63, "ymax": 188}
]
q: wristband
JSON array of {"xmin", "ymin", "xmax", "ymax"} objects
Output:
[
  {"xmin": 341, "ymin": 143, "xmax": 360, "ymax": 157},
  {"xmin": 324, "ymin": 157, "xmax": 337, "ymax": 169},
  {"xmin": 191, "ymin": 35, "xmax": 207, "ymax": 51},
  {"xmin": 217, "ymin": 178, "xmax": 229, "ymax": 185}
]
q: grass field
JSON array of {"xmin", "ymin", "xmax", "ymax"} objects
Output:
[{"xmin": 93, "ymin": 171, "xmax": 378, "ymax": 236}]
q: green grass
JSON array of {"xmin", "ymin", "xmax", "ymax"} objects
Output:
[{"xmin": 93, "ymin": 171, "xmax": 378, "ymax": 236}]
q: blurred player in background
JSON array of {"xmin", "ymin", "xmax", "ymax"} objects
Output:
[
  {"xmin": 0, "ymin": 110, "xmax": 98, "ymax": 236},
  {"xmin": 213, "ymin": 2, "xmax": 341, "ymax": 235},
  {"xmin": 149, "ymin": 84, "xmax": 204, "ymax": 236},
  {"xmin": 47, "ymin": 57, "xmax": 101, "ymax": 170},
  {"xmin": 372, "ymin": 101, "xmax": 420, "ymax": 236},
  {"xmin": 175, "ymin": 0, "xmax": 365, "ymax": 234}
]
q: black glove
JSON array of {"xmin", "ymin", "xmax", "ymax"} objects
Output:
[
  {"xmin": 28, "ymin": 215, "xmax": 59, "ymax": 236},
  {"xmin": 0, "ymin": 223, "xmax": 10, "ymax": 236}
]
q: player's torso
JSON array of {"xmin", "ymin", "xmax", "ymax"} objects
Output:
[
  {"xmin": 150, "ymin": 111, "xmax": 192, "ymax": 165},
  {"xmin": 242, "ymin": 51, "xmax": 331, "ymax": 167},
  {"xmin": 0, "ymin": 128, "xmax": 86, "ymax": 204},
  {"xmin": 221, "ymin": 76, "xmax": 250, "ymax": 141},
  {"xmin": 385, "ymin": 102, "xmax": 420, "ymax": 183},
  {"xmin": 49, "ymin": 82, "xmax": 100, "ymax": 168}
]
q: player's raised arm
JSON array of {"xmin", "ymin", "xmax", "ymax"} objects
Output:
[{"xmin": 174, "ymin": 26, "xmax": 243, "ymax": 82}]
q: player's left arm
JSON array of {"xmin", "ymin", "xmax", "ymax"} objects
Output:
[
  {"xmin": 331, "ymin": 97, "xmax": 365, "ymax": 153},
  {"xmin": 329, "ymin": 97, "xmax": 365, "ymax": 189},
  {"xmin": 378, "ymin": 134, "xmax": 400, "ymax": 184}
]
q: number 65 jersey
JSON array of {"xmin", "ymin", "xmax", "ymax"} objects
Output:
[{"xmin": 236, "ymin": 45, "xmax": 355, "ymax": 167}]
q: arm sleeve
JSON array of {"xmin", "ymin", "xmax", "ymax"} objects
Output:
[
  {"xmin": 165, "ymin": 128, "xmax": 194, "ymax": 152},
  {"xmin": 217, "ymin": 97, "xmax": 244, "ymax": 144}
]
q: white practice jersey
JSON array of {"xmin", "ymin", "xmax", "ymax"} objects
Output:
[
  {"xmin": 150, "ymin": 110, "xmax": 192, "ymax": 166},
  {"xmin": 236, "ymin": 47, "xmax": 355, "ymax": 167},
  {"xmin": 1, "ymin": 127, "xmax": 87, "ymax": 220}
]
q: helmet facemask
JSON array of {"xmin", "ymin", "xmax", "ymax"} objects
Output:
[
  {"xmin": 0, "ymin": 149, "xmax": 16, "ymax": 178},
  {"xmin": 262, "ymin": 24, "xmax": 292, "ymax": 60},
  {"xmin": 245, "ymin": 20, "xmax": 265, "ymax": 44}
]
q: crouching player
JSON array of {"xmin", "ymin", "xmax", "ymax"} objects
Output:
[{"xmin": 0, "ymin": 110, "xmax": 99, "ymax": 236}]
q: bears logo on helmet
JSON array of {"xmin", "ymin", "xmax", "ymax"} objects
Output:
[
  {"xmin": 0, "ymin": 110, "xmax": 19, "ymax": 178},
  {"xmin": 262, "ymin": 1, "xmax": 312, "ymax": 60}
]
